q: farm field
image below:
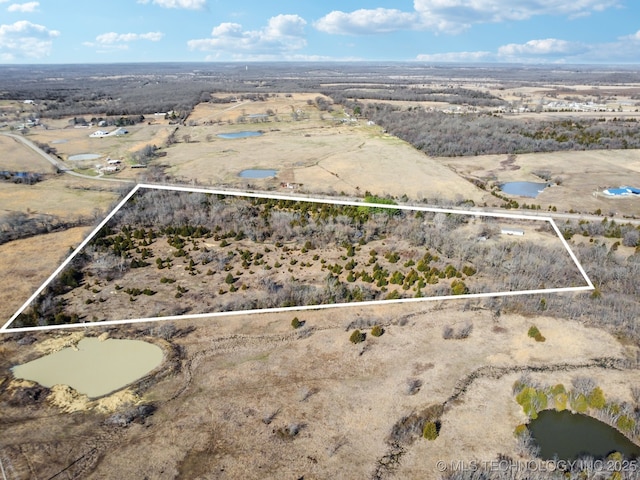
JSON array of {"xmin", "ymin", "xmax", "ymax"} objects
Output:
[
  {"xmin": 16, "ymin": 93, "xmax": 640, "ymax": 221},
  {"xmin": 1, "ymin": 301, "xmax": 636, "ymax": 478},
  {"xmin": 443, "ymin": 149, "xmax": 640, "ymax": 215}
]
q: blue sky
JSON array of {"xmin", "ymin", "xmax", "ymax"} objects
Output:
[{"xmin": 1, "ymin": 0, "xmax": 639, "ymax": 64}]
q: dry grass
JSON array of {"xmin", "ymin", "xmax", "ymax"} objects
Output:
[
  {"xmin": 159, "ymin": 96, "xmax": 487, "ymax": 202},
  {"xmin": 0, "ymin": 302, "xmax": 633, "ymax": 478},
  {"xmin": 444, "ymin": 149, "xmax": 640, "ymax": 215},
  {"xmin": 0, "ymin": 135, "xmax": 55, "ymax": 173},
  {"xmin": 0, "ymin": 177, "xmax": 119, "ymax": 218},
  {"xmin": 0, "ymin": 226, "xmax": 91, "ymax": 321}
]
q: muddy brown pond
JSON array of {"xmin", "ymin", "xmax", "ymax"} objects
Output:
[{"xmin": 12, "ymin": 337, "xmax": 163, "ymax": 398}]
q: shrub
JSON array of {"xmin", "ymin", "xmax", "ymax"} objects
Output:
[
  {"xmin": 617, "ymin": 415, "xmax": 636, "ymax": 433},
  {"xmin": 527, "ymin": 325, "xmax": 546, "ymax": 342},
  {"xmin": 349, "ymin": 329, "xmax": 365, "ymax": 344},
  {"xmin": 385, "ymin": 290, "xmax": 401, "ymax": 300},
  {"xmin": 371, "ymin": 325, "xmax": 384, "ymax": 337},
  {"xmin": 516, "ymin": 386, "xmax": 547, "ymax": 419},
  {"xmin": 588, "ymin": 387, "xmax": 606, "ymax": 409},
  {"xmin": 450, "ymin": 279, "xmax": 468, "ymax": 295},
  {"xmin": 569, "ymin": 393, "xmax": 588, "ymax": 413},
  {"xmin": 291, "ymin": 317, "xmax": 302, "ymax": 329},
  {"xmin": 60, "ymin": 267, "xmax": 82, "ymax": 289},
  {"xmin": 514, "ymin": 424, "xmax": 528, "ymax": 437},
  {"xmin": 462, "ymin": 265, "xmax": 477, "ymax": 276},
  {"xmin": 422, "ymin": 421, "xmax": 439, "ymax": 440},
  {"xmin": 554, "ymin": 393, "xmax": 568, "ymax": 411}
]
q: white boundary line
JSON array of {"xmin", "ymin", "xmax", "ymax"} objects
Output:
[{"xmin": 0, "ymin": 183, "xmax": 594, "ymax": 333}]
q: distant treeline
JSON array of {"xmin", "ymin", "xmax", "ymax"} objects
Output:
[
  {"xmin": 350, "ymin": 102, "xmax": 640, "ymax": 156},
  {"xmin": 325, "ymin": 86, "xmax": 507, "ymax": 108},
  {"xmin": 3, "ymin": 62, "xmax": 639, "ymax": 119}
]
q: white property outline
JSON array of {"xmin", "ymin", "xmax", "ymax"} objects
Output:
[{"xmin": 1, "ymin": 183, "xmax": 594, "ymax": 333}]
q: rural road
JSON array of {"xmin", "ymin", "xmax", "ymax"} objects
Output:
[{"xmin": 1, "ymin": 132, "xmax": 134, "ymax": 184}]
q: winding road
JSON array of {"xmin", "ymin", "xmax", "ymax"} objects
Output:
[{"xmin": 0, "ymin": 132, "xmax": 135, "ymax": 184}]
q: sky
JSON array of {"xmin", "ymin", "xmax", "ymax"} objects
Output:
[{"xmin": 1, "ymin": 0, "xmax": 639, "ymax": 64}]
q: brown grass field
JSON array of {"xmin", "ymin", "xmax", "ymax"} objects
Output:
[
  {"xmin": 0, "ymin": 227, "xmax": 91, "ymax": 321},
  {"xmin": 444, "ymin": 149, "xmax": 640, "ymax": 215},
  {"xmin": 0, "ymin": 91, "xmax": 639, "ymax": 479},
  {"xmin": 152, "ymin": 95, "xmax": 490, "ymax": 202},
  {"xmin": 1, "ymin": 302, "xmax": 637, "ymax": 478}
]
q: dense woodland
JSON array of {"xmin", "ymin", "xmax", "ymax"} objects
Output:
[
  {"xmin": 324, "ymin": 86, "xmax": 507, "ymax": 107},
  {"xmin": 12, "ymin": 189, "xmax": 584, "ymax": 328},
  {"xmin": 343, "ymin": 102, "xmax": 640, "ymax": 156}
]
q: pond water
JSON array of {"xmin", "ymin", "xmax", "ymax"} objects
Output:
[
  {"xmin": 239, "ymin": 169, "xmax": 277, "ymax": 179},
  {"xmin": 12, "ymin": 337, "xmax": 163, "ymax": 398},
  {"xmin": 500, "ymin": 181, "xmax": 549, "ymax": 198},
  {"xmin": 528, "ymin": 410, "xmax": 640, "ymax": 460},
  {"xmin": 68, "ymin": 153, "xmax": 102, "ymax": 161},
  {"xmin": 217, "ymin": 131, "xmax": 263, "ymax": 139}
]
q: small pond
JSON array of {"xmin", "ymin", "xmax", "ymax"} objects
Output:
[
  {"xmin": 500, "ymin": 181, "xmax": 549, "ymax": 198},
  {"xmin": 239, "ymin": 169, "xmax": 277, "ymax": 179},
  {"xmin": 217, "ymin": 131, "xmax": 263, "ymax": 139},
  {"xmin": 528, "ymin": 410, "xmax": 640, "ymax": 460},
  {"xmin": 68, "ymin": 153, "xmax": 102, "ymax": 161},
  {"xmin": 12, "ymin": 337, "xmax": 163, "ymax": 398}
]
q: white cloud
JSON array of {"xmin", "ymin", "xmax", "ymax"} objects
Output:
[
  {"xmin": 315, "ymin": 0, "xmax": 621, "ymax": 35},
  {"xmin": 416, "ymin": 31, "xmax": 640, "ymax": 64},
  {"xmin": 315, "ymin": 8, "xmax": 418, "ymax": 35},
  {"xmin": 498, "ymin": 38, "xmax": 586, "ymax": 57},
  {"xmin": 7, "ymin": 2, "xmax": 39, "ymax": 13},
  {"xmin": 94, "ymin": 32, "xmax": 164, "ymax": 44},
  {"xmin": 137, "ymin": 0, "xmax": 205, "ymax": 9},
  {"xmin": 0, "ymin": 20, "xmax": 59, "ymax": 60},
  {"xmin": 621, "ymin": 30, "xmax": 640, "ymax": 41},
  {"xmin": 416, "ymin": 51, "xmax": 493, "ymax": 62},
  {"xmin": 188, "ymin": 14, "xmax": 307, "ymax": 59}
]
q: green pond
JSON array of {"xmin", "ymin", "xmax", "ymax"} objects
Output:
[
  {"xmin": 12, "ymin": 337, "xmax": 163, "ymax": 398},
  {"xmin": 529, "ymin": 410, "xmax": 640, "ymax": 460}
]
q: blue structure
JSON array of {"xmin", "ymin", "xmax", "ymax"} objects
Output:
[{"xmin": 603, "ymin": 186, "xmax": 640, "ymax": 197}]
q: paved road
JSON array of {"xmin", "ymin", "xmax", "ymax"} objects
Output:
[{"xmin": 1, "ymin": 132, "xmax": 135, "ymax": 184}]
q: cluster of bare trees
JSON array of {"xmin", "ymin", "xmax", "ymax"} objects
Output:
[
  {"xmin": 327, "ymin": 86, "xmax": 506, "ymax": 107},
  {"xmin": 0, "ymin": 211, "xmax": 91, "ymax": 245},
  {"xmin": 349, "ymin": 102, "xmax": 640, "ymax": 156},
  {"xmin": 490, "ymin": 221, "xmax": 640, "ymax": 344}
]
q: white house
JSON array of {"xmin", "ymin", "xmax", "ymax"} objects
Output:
[{"xmin": 501, "ymin": 228, "xmax": 524, "ymax": 236}]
